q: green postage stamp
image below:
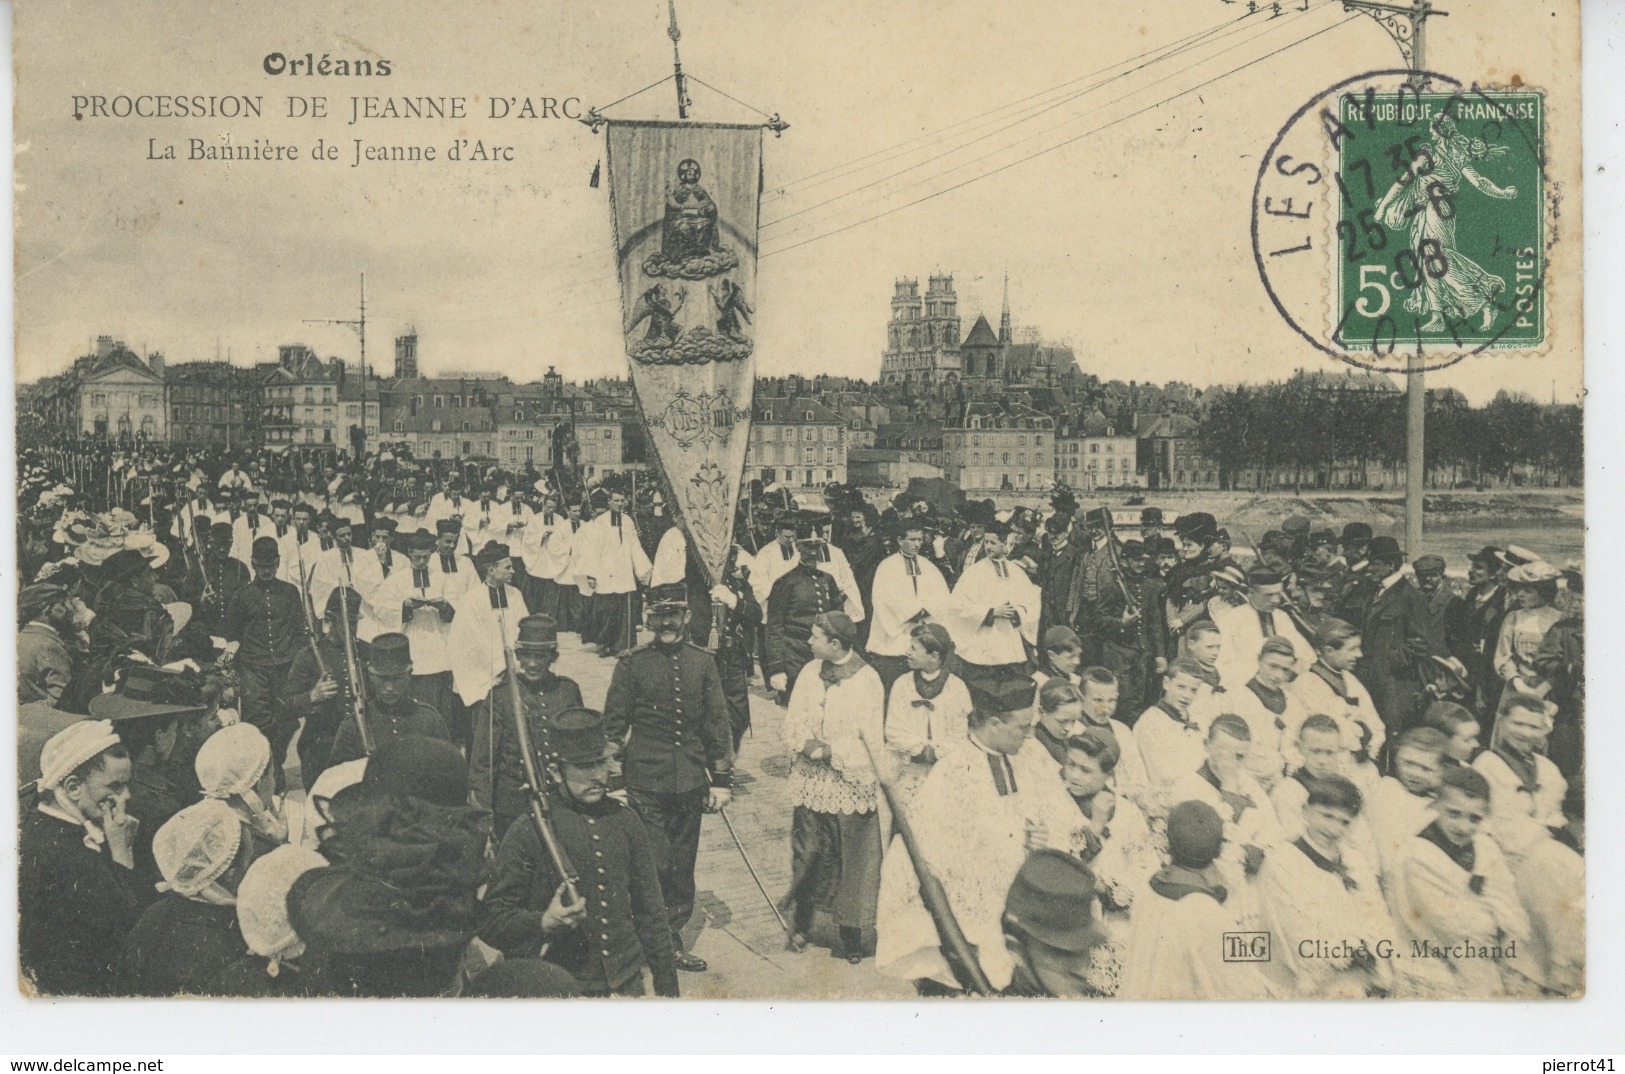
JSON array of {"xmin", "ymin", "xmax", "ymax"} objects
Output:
[{"xmin": 1331, "ymin": 90, "xmax": 1545, "ymax": 354}]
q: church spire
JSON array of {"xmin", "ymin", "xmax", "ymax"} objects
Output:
[{"xmin": 998, "ymin": 269, "xmax": 1012, "ymax": 345}]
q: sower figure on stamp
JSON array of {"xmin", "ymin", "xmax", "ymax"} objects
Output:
[{"xmin": 603, "ymin": 584, "xmax": 734, "ymax": 974}]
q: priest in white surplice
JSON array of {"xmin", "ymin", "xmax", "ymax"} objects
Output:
[
  {"xmin": 867, "ymin": 519, "xmax": 953, "ymax": 693},
  {"xmin": 448, "ymin": 541, "xmax": 530, "ymax": 709},
  {"xmin": 1211, "ymin": 567, "xmax": 1314, "ymax": 692},
  {"xmin": 374, "ymin": 530, "xmax": 458, "ymax": 708},
  {"xmin": 876, "ymin": 677, "xmax": 1084, "ymax": 992},
  {"xmin": 576, "ymin": 487, "xmax": 652, "ymax": 656},
  {"xmin": 946, "ymin": 520, "xmax": 1040, "ymax": 695}
]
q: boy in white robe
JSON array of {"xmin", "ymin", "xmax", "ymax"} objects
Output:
[
  {"xmin": 883, "ymin": 622, "xmax": 973, "ymax": 809},
  {"xmin": 1131, "ymin": 658, "xmax": 1208, "ymax": 811},
  {"xmin": 1256, "ymin": 776, "xmax": 1396, "ymax": 997},
  {"xmin": 1226, "ymin": 636, "xmax": 1304, "ymax": 791},
  {"xmin": 1288, "ymin": 616, "xmax": 1383, "ymax": 793},
  {"xmin": 1122, "ymin": 799, "xmax": 1273, "ymax": 999},
  {"xmin": 1471, "ymin": 693, "xmax": 1584, "ymax": 994},
  {"xmin": 446, "ymin": 542, "xmax": 528, "ymax": 709},
  {"xmin": 1169, "ymin": 714, "xmax": 1284, "ymax": 927},
  {"xmin": 1271, "ymin": 713, "xmax": 1377, "ymax": 866},
  {"xmin": 1396, "ymin": 766, "xmax": 1534, "ymax": 997},
  {"xmin": 1367, "ymin": 727, "xmax": 1449, "ymax": 886},
  {"xmin": 1077, "ymin": 666, "xmax": 1149, "ymax": 812},
  {"xmin": 780, "ymin": 612, "xmax": 886, "ymax": 962}
]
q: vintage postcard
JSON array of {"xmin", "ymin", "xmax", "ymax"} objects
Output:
[{"xmin": 14, "ymin": 0, "xmax": 1583, "ymax": 1002}]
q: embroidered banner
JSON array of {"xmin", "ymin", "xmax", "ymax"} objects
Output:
[{"xmin": 605, "ymin": 119, "xmax": 761, "ymax": 584}]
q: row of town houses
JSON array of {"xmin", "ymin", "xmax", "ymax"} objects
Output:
[{"xmin": 23, "ymin": 330, "xmax": 1419, "ymax": 494}]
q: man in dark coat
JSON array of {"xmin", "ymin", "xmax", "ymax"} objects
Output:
[
  {"xmin": 223, "ymin": 537, "xmax": 307, "ymax": 788},
  {"xmin": 603, "ymin": 587, "xmax": 734, "ymax": 974},
  {"xmin": 282, "ymin": 586, "xmax": 365, "ymax": 790},
  {"xmin": 20, "ymin": 721, "xmax": 141, "ymax": 996},
  {"xmin": 1094, "ymin": 540, "xmax": 1173, "ymax": 720},
  {"xmin": 481, "ymin": 707, "xmax": 679, "ymax": 996},
  {"xmin": 1358, "ymin": 544, "xmax": 1457, "ymax": 737},
  {"xmin": 765, "ymin": 536, "xmax": 846, "ymax": 702},
  {"xmin": 1036, "ymin": 512, "xmax": 1087, "ymax": 641},
  {"xmin": 470, "ymin": 613, "xmax": 584, "ymax": 843},
  {"xmin": 327, "ymin": 633, "xmax": 452, "ymax": 767},
  {"xmin": 843, "ymin": 505, "xmax": 888, "ymax": 648}
]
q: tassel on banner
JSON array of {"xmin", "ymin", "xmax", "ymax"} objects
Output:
[{"xmin": 589, "ymin": 162, "xmax": 600, "ymax": 188}]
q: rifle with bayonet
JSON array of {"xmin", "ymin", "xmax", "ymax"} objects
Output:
[
  {"xmin": 334, "ymin": 583, "xmax": 375, "ymax": 756},
  {"xmin": 496, "ymin": 605, "xmax": 581, "ymax": 929}
]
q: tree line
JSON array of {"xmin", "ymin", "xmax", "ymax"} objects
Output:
[{"xmin": 1196, "ymin": 375, "xmax": 1582, "ymax": 492}]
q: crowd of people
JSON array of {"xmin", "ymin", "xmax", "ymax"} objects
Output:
[{"xmin": 16, "ymin": 437, "xmax": 1585, "ymax": 999}]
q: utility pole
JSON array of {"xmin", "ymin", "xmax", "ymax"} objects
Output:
[
  {"xmin": 1342, "ymin": 0, "xmax": 1447, "ymax": 555},
  {"xmin": 305, "ymin": 272, "xmax": 368, "ymax": 459},
  {"xmin": 668, "ymin": 0, "xmax": 691, "ymax": 119}
]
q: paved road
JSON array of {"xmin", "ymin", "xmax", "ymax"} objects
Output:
[
  {"xmin": 281, "ymin": 627, "xmax": 915, "ymax": 997},
  {"xmin": 549, "ymin": 633, "xmax": 914, "ymax": 1000}
]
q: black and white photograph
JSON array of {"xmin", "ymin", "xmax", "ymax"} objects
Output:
[{"xmin": 10, "ymin": 0, "xmax": 1589, "ymax": 1015}]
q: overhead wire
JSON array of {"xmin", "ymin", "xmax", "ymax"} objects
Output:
[
  {"xmin": 766, "ymin": 9, "xmax": 1250, "ymax": 197},
  {"xmin": 759, "ymin": 9, "xmax": 1281, "ymax": 227},
  {"xmin": 449, "ymin": 7, "xmax": 1300, "ymax": 305},
  {"xmin": 498, "ymin": 6, "xmax": 1356, "ymax": 321},
  {"xmin": 761, "ymin": 2, "xmax": 1329, "ymax": 243},
  {"xmin": 761, "ymin": 12, "xmax": 1360, "ymax": 260}
]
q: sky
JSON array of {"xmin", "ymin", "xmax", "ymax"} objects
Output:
[{"xmin": 13, "ymin": 0, "xmax": 1582, "ymax": 405}]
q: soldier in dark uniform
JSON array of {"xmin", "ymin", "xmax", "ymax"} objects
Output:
[
  {"xmin": 188, "ymin": 522, "xmax": 250, "ymax": 637},
  {"xmin": 1094, "ymin": 540, "xmax": 1172, "ymax": 721},
  {"xmin": 327, "ymin": 633, "xmax": 452, "ymax": 767},
  {"xmin": 690, "ymin": 550, "xmax": 760, "ymax": 750},
  {"xmin": 470, "ymin": 613, "xmax": 584, "ymax": 843},
  {"xmin": 480, "ymin": 707, "xmax": 679, "ymax": 997},
  {"xmin": 603, "ymin": 588, "xmax": 734, "ymax": 974},
  {"xmin": 282, "ymin": 586, "xmax": 364, "ymax": 792},
  {"xmin": 765, "ymin": 524, "xmax": 846, "ymax": 703},
  {"xmin": 223, "ymin": 537, "xmax": 307, "ymax": 789}
]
